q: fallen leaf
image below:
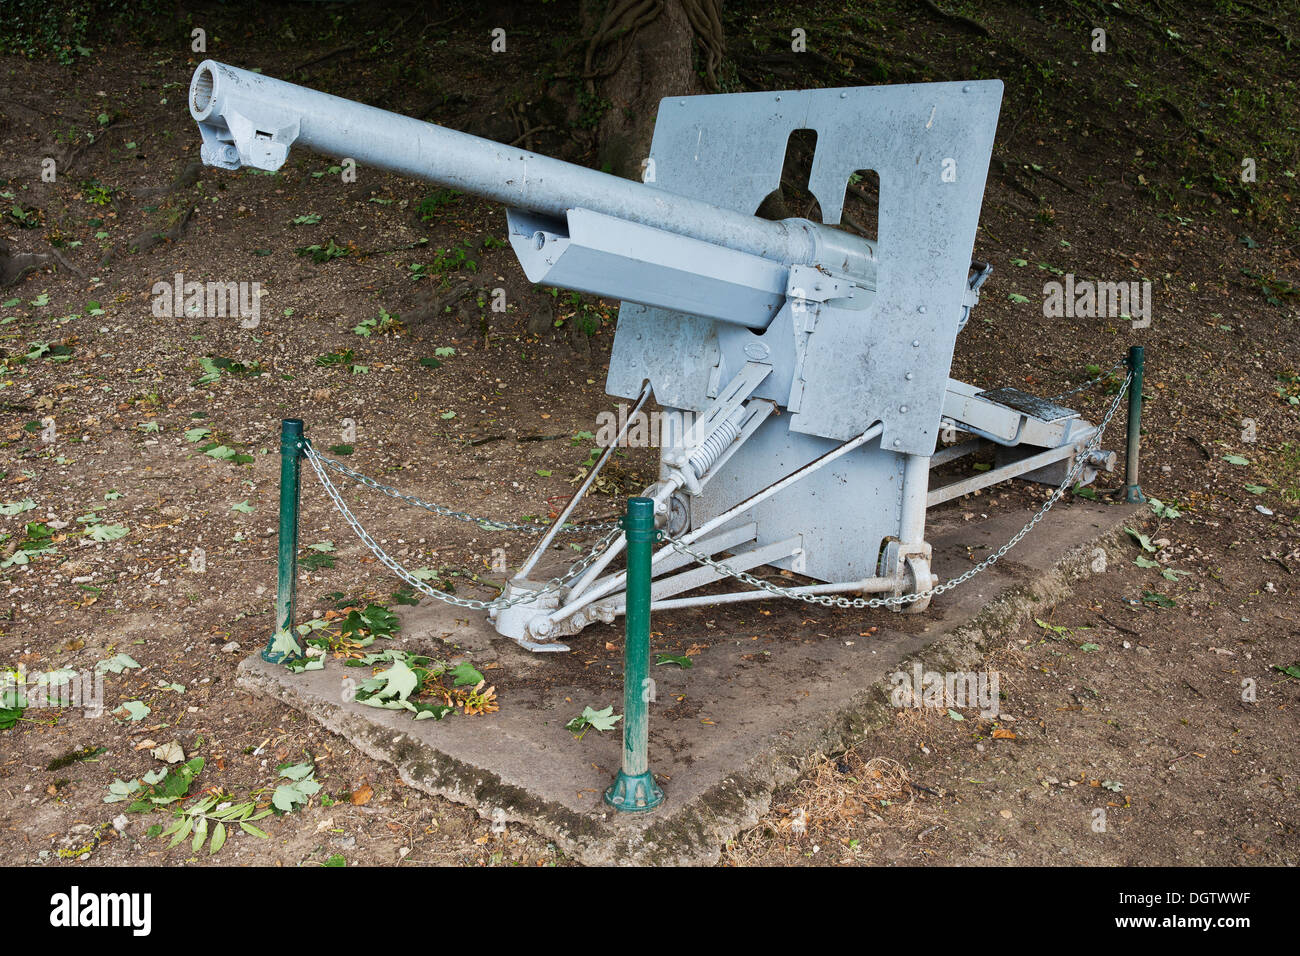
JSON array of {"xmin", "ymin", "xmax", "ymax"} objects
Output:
[
  {"xmin": 350, "ymin": 783, "xmax": 373, "ymax": 806},
  {"xmin": 151, "ymin": 741, "xmax": 185, "ymax": 764}
]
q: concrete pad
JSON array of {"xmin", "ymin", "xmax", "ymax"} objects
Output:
[{"xmin": 238, "ymin": 500, "xmax": 1139, "ymax": 864}]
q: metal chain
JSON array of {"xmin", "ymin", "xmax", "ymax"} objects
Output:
[
  {"xmin": 1049, "ymin": 355, "xmax": 1128, "ymax": 402},
  {"xmin": 298, "ymin": 361, "xmax": 1131, "ymax": 614},
  {"xmin": 301, "ymin": 442, "xmax": 623, "ymax": 610},
  {"xmin": 660, "ymin": 370, "xmax": 1133, "ymax": 610},
  {"xmin": 305, "ymin": 444, "xmax": 619, "ymax": 535}
]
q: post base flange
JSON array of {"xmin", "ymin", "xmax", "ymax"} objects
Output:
[{"xmin": 604, "ymin": 770, "xmax": 664, "ymax": 812}]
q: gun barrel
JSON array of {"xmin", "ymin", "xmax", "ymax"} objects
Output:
[{"xmin": 189, "ymin": 60, "xmax": 876, "ymax": 280}]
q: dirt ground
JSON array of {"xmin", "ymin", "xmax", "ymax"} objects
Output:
[{"xmin": 0, "ymin": 1, "xmax": 1297, "ymax": 867}]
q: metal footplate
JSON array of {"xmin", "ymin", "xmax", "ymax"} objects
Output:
[{"xmin": 975, "ymin": 387, "xmax": 1079, "ymax": 424}]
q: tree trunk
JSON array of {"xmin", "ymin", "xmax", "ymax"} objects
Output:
[{"xmin": 581, "ymin": 1, "xmax": 707, "ymax": 179}]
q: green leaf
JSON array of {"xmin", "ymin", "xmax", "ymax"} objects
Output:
[
  {"xmin": 1, "ymin": 701, "xmax": 28, "ymax": 729},
  {"xmin": 581, "ymin": 705, "xmax": 621, "ymax": 732},
  {"xmin": 1124, "ymin": 527, "xmax": 1157, "ymax": 552},
  {"xmin": 1148, "ymin": 498, "xmax": 1182, "ymax": 520},
  {"xmin": 209, "ymin": 822, "xmax": 226, "ymax": 854},
  {"xmin": 272, "ymin": 766, "xmax": 321, "ymax": 812},
  {"xmin": 278, "ymin": 761, "xmax": 315, "ymax": 781},
  {"xmin": 87, "ymin": 523, "xmax": 129, "ymax": 542},
  {"xmin": 169, "ymin": 817, "xmax": 194, "ymax": 848},
  {"xmin": 439, "ymin": 660, "xmax": 481, "ymax": 688},
  {"xmin": 371, "ymin": 659, "xmax": 419, "ymax": 700},
  {"xmin": 1133, "ymin": 556, "xmax": 1161, "ymax": 569},
  {"xmin": 269, "ymin": 628, "xmax": 302, "ymax": 659},
  {"xmin": 299, "ymin": 552, "xmax": 335, "ymax": 571},
  {"xmin": 95, "ymin": 653, "xmax": 140, "ymax": 674},
  {"xmin": 1079, "ymin": 643, "xmax": 1101, "ymax": 652},
  {"xmin": 231, "ymin": 500, "xmax": 256, "ymax": 514},
  {"xmin": 1007, "ymin": 292, "xmax": 1030, "ymax": 304},
  {"xmin": 655, "ymin": 654, "xmax": 693, "ymax": 668},
  {"xmin": 118, "ymin": 701, "xmax": 150, "ymax": 721},
  {"xmin": 360, "ymin": 604, "xmax": 400, "ymax": 635},
  {"xmin": 946, "ymin": 709, "xmax": 965, "ymax": 721},
  {"xmin": 272, "ymin": 784, "xmax": 302, "ymax": 812},
  {"xmin": 1244, "ymin": 484, "xmax": 1268, "ymax": 494},
  {"xmin": 1222, "ymin": 454, "xmax": 1249, "ymax": 466}
]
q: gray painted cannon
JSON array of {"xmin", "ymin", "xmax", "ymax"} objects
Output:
[{"xmin": 192, "ymin": 61, "xmax": 1113, "ymax": 651}]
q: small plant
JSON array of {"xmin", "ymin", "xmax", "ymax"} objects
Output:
[
  {"xmin": 296, "ymin": 238, "xmax": 350, "ymax": 263},
  {"xmin": 195, "ymin": 355, "xmax": 263, "ymax": 386},
  {"xmin": 7, "ymin": 203, "xmax": 41, "ymax": 228},
  {"xmin": 416, "ymin": 188, "xmax": 462, "ymax": 221},
  {"xmin": 314, "ymin": 348, "xmax": 356, "ymax": 368},
  {"xmin": 299, "ymin": 540, "xmax": 336, "ymax": 571},
  {"xmin": 352, "ymin": 308, "xmax": 401, "ymax": 337},
  {"xmin": 80, "ymin": 179, "xmax": 114, "ymax": 205}
]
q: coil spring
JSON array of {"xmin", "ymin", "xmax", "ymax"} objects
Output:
[{"xmin": 688, "ymin": 414, "xmax": 742, "ymax": 478}]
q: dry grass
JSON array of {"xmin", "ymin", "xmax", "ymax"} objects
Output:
[{"xmin": 727, "ymin": 750, "xmax": 940, "ymax": 865}]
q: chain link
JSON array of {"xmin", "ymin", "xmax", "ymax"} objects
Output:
[
  {"xmin": 301, "ymin": 442, "xmax": 622, "ymax": 610},
  {"xmin": 306, "ymin": 446, "xmax": 619, "ymax": 534},
  {"xmin": 659, "ymin": 369, "xmax": 1133, "ymax": 610}
]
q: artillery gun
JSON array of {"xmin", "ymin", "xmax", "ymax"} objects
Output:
[{"xmin": 191, "ymin": 61, "xmax": 1116, "ymax": 652}]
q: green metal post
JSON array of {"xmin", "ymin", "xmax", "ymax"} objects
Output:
[
  {"xmin": 264, "ymin": 419, "xmax": 304, "ymax": 662},
  {"xmin": 605, "ymin": 497, "xmax": 664, "ymax": 812},
  {"xmin": 1123, "ymin": 346, "xmax": 1145, "ymax": 504}
]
